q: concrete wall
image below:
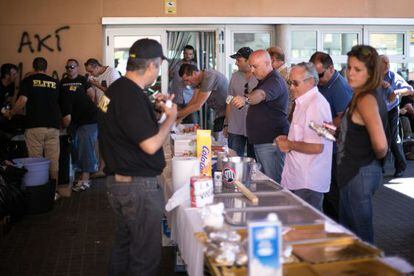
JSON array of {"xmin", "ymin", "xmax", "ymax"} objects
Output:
[{"xmin": 1, "ymin": 0, "xmax": 413, "ymax": 78}]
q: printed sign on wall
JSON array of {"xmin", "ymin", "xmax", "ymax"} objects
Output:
[{"xmin": 164, "ymin": 0, "xmax": 177, "ymax": 15}]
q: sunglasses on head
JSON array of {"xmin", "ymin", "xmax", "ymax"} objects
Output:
[{"xmin": 65, "ymin": 65, "xmax": 76, "ymax": 70}]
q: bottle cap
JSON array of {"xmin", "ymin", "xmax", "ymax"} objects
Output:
[{"xmin": 267, "ymin": 213, "xmax": 279, "ymax": 222}]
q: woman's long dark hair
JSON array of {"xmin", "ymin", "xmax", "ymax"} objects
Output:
[{"xmin": 346, "ymin": 45, "xmax": 382, "ymax": 115}]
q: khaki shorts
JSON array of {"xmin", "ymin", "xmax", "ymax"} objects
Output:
[{"xmin": 25, "ymin": 127, "xmax": 60, "ymax": 180}]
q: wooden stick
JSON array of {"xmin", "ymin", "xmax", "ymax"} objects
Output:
[{"xmin": 234, "ymin": 180, "xmax": 259, "ymax": 205}]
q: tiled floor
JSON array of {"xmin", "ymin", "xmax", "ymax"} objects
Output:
[{"xmin": 0, "ymin": 160, "xmax": 413, "ymax": 275}]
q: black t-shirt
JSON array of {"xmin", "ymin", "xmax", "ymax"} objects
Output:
[
  {"xmin": 337, "ymin": 90, "xmax": 388, "ymax": 188},
  {"xmin": 60, "ymin": 75, "xmax": 97, "ymax": 126},
  {"xmin": 0, "ymin": 81, "xmax": 15, "ymax": 108},
  {"xmin": 246, "ymin": 70, "xmax": 289, "ymax": 144},
  {"xmin": 19, "ymin": 73, "xmax": 61, "ymax": 129},
  {"xmin": 98, "ymin": 77, "xmax": 165, "ymax": 177}
]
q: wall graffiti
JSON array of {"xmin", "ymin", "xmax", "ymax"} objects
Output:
[
  {"xmin": 17, "ymin": 26, "xmax": 70, "ymax": 53},
  {"xmin": 15, "ymin": 26, "xmax": 71, "ymax": 81}
]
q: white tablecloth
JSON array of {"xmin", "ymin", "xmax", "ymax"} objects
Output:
[{"xmin": 170, "ymin": 204, "xmax": 205, "ymax": 276}]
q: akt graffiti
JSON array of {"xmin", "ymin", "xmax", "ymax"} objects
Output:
[{"xmin": 18, "ymin": 26, "xmax": 70, "ymax": 53}]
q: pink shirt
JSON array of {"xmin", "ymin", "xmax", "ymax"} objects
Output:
[{"xmin": 281, "ymin": 87, "xmax": 333, "ymax": 193}]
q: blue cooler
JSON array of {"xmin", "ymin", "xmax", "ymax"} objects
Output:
[{"xmin": 12, "ymin": 157, "xmax": 50, "ymax": 187}]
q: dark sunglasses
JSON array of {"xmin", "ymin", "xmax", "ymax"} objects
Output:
[
  {"xmin": 65, "ymin": 65, "xmax": 77, "ymax": 70},
  {"xmin": 318, "ymin": 70, "xmax": 326, "ymax": 78}
]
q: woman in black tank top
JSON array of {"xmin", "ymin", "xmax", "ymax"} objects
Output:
[{"xmin": 336, "ymin": 45, "xmax": 388, "ymax": 244}]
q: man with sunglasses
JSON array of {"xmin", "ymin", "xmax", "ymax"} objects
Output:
[
  {"xmin": 231, "ymin": 50, "xmax": 289, "ymax": 183},
  {"xmin": 224, "ymin": 47, "xmax": 257, "ymax": 157},
  {"xmin": 309, "ymin": 52, "xmax": 352, "ymax": 220},
  {"xmin": 275, "ymin": 62, "xmax": 333, "ymax": 211},
  {"xmin": 60, "ymin": 59, "xmax": 98, "ymax": 192}
]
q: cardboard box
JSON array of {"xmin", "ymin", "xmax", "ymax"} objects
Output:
[{"xmin": 171, "ymin": 134, "xmax": 196, "ymax": 157}]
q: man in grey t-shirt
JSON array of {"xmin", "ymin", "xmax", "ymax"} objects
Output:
[
  {"xmin": 177, "ymin": 64, "xmax": 228, "ymax": 136},
  {"xmin": 224, "ymin": 47, "xmax": 257, "ymax": 157}
]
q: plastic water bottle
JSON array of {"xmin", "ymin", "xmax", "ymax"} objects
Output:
[{"xmin": 248, "ymin": 213, "xmax": 282, "ymax": 276}]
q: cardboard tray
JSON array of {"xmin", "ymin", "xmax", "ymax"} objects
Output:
[
  {"xmin": 311, "ymin": 258, "xmax": 403, "ymax": 276},
  {"xmin": 292, "ymin": 236, "xmax": 382, "ymax": 264}
]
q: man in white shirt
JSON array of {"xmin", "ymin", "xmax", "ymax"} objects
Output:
[
  {"xmin": 84, "ymin": 58, "xmax": 121, "ymax": 178},
  {"xmin": 275, "ymin": 62, "xmax": 333, "ymax": 211},
  {"xmin": 84, "ymin": 58, "xmax": 121, "ymax": 103}
]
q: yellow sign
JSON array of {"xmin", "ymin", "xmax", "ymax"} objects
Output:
[{"xmin": 165, "ymin": 0, "xmax": 177, "ymax": 15}]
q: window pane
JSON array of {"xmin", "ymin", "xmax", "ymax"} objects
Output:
[
  {"xmin": 232, "ymin": 32, "xmax": 271, "ymax": 76},
  {"xmin": 323, "ymin": 33, "xmax": 358, "ymax": 56},
  {"xmin": 409, "ymin": 32, "xmax": 414, "ymax": 57},
  {"xmin": 370, "ymin": 33, "xmax": 404, "ymax": 55},
  {"xmin": 291, "ymin": 31, "xmax": 317, "ymax": 59},
  {"xmin": 233, "ymin": 32, "xmax": 271, "ymax": 52},
  {"xmin": 114, "ymin": 35, "xmax": 162, "ymax": 89},
  {"xmin": 114, "ymin": 35, "xmax": 161, "ymax": 75}
]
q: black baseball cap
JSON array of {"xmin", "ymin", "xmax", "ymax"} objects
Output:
[
  {"xmin": 230, "ymin": 47, "xmax": 254, "ymax": 59},
  {"xmin": 129, "ymin": 38, "xmax": 167, "ymax": 60}
]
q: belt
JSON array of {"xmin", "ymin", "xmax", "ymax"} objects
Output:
[{"xmin": 115, "ymin": 174, "xmax": 133, "ymax": 183}]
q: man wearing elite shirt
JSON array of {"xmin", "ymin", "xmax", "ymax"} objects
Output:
[
  {"xmin": 60, "ymin": 59, "xmax": 98, "ymax": 192},
  {"xmin": 6, "ymin": 57, "xmax": 61, "ymax": 185}
]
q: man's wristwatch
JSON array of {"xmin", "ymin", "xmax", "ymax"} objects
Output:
[{"xmin": 244, "ymin": 96, "xmax": 250, "ymax": 106}]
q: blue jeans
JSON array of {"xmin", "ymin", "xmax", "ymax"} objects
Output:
[
  {"xmin": 76, "ymin": 123, "xmax": 98, "ymax": 173},
  {"xmin": 228, "ymin": 133, "xmax": 255, "ymax": 158},
  {"xmin": 106, "ymin": 176, "xmax": 165, "ymax": 276},
  {"xmin": 339, "ymin": 160, "xmax": 382, "ymax": 244},
  {"xmin": 254, "ymin": 143, "xmax": 285, "ymax": 183},
  {"xmin": 292, "ymin": 189, "xmax": 324, "ymax": 211}
]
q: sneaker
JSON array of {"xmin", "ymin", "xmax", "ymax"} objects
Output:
[
  {"xmin": 72, "ymin": 182, "xmax": 86, "ymax": 192},
  {"xmin": 54, "ymin": 192, "xmax": 61, "ymax": 201},
  {"xmin": 80, "ymin": 180, "xmax": 90, "ymax": 189}
]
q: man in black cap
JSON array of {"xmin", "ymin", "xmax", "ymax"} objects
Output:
[
  {"xmin": 99, "ymin": 38, "xmax": 177, "ymax": 276},
  {"xmin": 224, "ymin": 47, "xmax": 257, "ymax": 157}
]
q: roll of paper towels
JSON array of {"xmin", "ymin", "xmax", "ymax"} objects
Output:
[{"xmin": 172, "ymin": 157, "xmax": 200, "ymax": 192}]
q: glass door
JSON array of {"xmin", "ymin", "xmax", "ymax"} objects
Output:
[
  {"xmin": 224, "ymin": 25, "xmax": 274, "ymax": 79},
  {"xmin": 105, "ymin": 27, "xmax": 168, "ymax": 93}
]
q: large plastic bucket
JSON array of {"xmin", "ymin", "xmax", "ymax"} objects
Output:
[{"xmin": 12, "ymin": 157, "xmax": 50, "ymax": 187}]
